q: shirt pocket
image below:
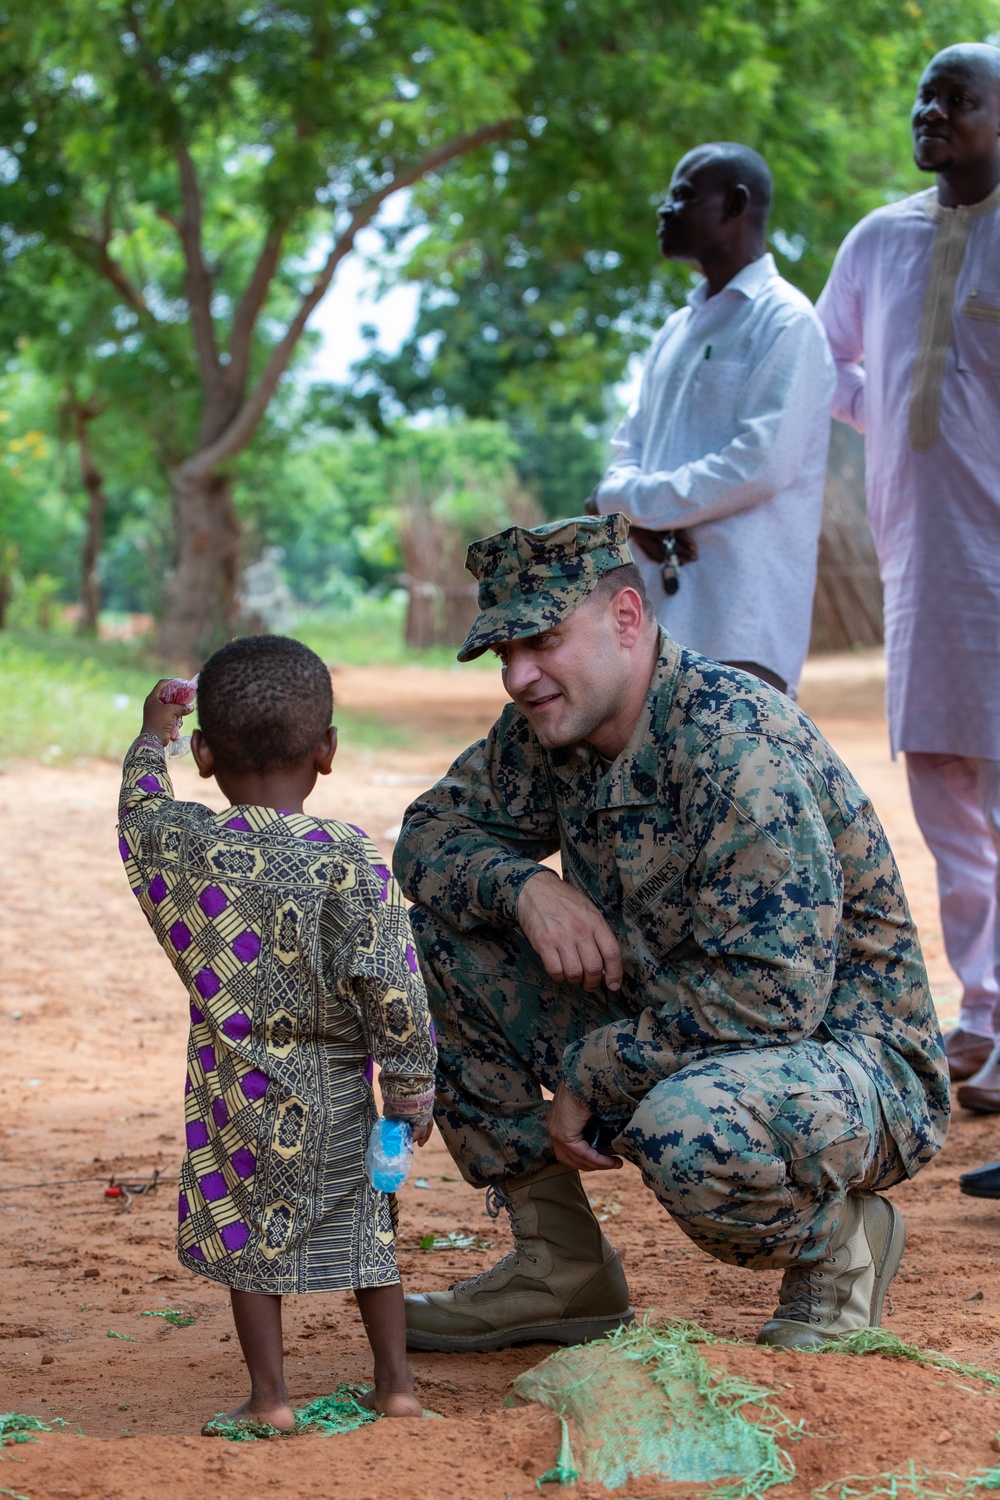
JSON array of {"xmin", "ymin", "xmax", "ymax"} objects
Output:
[
  {"xmin": 956, "ymin": 290, "xmax": 1000, "ymax": 376},
  {"xmin": 693, "ymin": 358, "xmax": 747, "ymax": 415}
]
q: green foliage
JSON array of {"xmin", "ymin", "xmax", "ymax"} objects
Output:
[
  {"xmin": 241, "ymin": 417, "xmax": 536, "ymax": 599},
  {"xmin": 353, "ymin": 0, "xmax": 1000, "ymax": 424}
]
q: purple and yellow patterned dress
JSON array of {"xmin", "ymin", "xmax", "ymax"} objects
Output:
[{"xmin": 117, "ymin": 736, "xmax": 436, "ymax": 1295}]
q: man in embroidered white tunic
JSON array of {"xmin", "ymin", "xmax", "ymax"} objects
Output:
[
  {"xmin": 818, "ymin": 43, "xmax": 1000, "ymax": 1107},
  {"xmin": 593, "ymin": 143, "xmax": 834, "ymax": 696}
]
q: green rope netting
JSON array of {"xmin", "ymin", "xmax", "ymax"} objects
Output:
[
  {"xmin": 814, "ymin": 1459, "xmax": 1000, "ymax": 1499},
  {"xmin": 0, "ymin": 1412, "xmax": 66, "ymax": 1448},
  {"xmin": 203, "ymin": 1384, "xmax": 381, "ymax": 1441},
  {"xmin": 819, "ymin": 1329, "xmax": 1000, "ymax": 1392},
  {"xmin": 511, "ymin": 1317, "xmax": 802, "ymax": 1495}
]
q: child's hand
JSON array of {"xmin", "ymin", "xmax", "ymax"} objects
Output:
[
  {"xmin": 412, "ymin": 1120, "xmax": 434, "ymax": 1147},
  {"xmin": 142, "ymin": 680, "xmax": 195, "ymax": 747}
]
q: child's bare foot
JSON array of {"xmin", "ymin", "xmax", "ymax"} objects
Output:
[
  {"xmin": 358, "ymin": 1386, "xmax": 424, "ymax": 1418},
  {"xmin": 201, "ymin": 1396, "xmax": 296, "ymax": 1436}
]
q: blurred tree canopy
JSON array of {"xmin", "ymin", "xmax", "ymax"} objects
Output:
[
  {"xmin": 354, "ymin": 0, "xmax": 1000, "ymax": 423},
  {"xmin": 0, "ymin": 0, "xmax": 997, "ymax": 655}
]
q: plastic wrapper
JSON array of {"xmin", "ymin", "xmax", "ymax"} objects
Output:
[
  {"xmin": 159, "ymin": 675, "xmax": 198, "ymax": 757},
  {"xmin": 364, "ymin": 1117, "xmax": 413, "ymax": 1193}
]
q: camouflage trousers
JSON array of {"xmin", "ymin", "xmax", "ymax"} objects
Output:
[{"xmin": 409, "ymin": 906, "xmax": 906, "ymax": 1269}]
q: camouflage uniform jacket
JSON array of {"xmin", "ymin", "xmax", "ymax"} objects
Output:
[{"xmin": 394, "ymin": 634, "xmax": 949, "ymax": 1177}]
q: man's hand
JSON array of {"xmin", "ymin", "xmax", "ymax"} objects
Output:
[
  {"xmin": 518, "ymin": 872, "xmax": 623, "ymax": 992},
  {"xmin": 547, "ymin": 1082, "xmax": 622, "ymax": 1173},
  {"xmin": 412, "ymin": 1119, "xmax": 434, "ymax": 1147},
  {"xmin": 141, "ymin": 681, "xmax": 194, "ymax": 747}
]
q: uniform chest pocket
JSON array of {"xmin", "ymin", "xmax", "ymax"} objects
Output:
[
  {"xmin": 956, "ymin": 291, "xmax": 1000, "ymax": 376},
  {"xmin": 622, "ymin": 853, "xmax": 691, "ymax": 959}
]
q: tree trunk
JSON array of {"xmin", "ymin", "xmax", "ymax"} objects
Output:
[
  {"xmin": 71, "ymin": 399, "xmax": 109, "ymax": 635},
  {"xmin": 157, "ymin": 467, "xmax": 240, "ymax": 666}
]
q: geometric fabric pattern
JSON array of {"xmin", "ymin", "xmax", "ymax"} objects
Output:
[{"xmin": 118, "ymin": 737, "xmax": 436, "ymax": 1294}]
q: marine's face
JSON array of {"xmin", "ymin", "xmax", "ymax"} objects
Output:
[
  {"xmin": 912, "ymin": 58, "xmax": 1000, "ymax": 174},
  {"xmin": 492, "ymin": 594, "xmax": 630, "ymax": 750}
]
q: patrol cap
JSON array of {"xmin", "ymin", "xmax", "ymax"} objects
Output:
[{"xmin": 457, "ymin": 513, "xmax": 635, "ymax": 663}]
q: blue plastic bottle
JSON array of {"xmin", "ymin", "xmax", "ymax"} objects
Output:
[{"xmin": 364, "ymin": 1117, "xmax": 414, "ymax": 1192}]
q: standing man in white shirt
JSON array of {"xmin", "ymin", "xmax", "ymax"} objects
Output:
[
  {"xmin": 593, "ymin": 142, "xmax": 834, "ymax": 696},
  {"xmin": 818, "ymin": 44, "xmax": 1000, "ymax": 1108}
]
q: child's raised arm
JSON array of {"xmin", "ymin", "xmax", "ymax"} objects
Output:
[{"xmin": 118, "ymin": 680, "xmax": 195, "ymax": 836}]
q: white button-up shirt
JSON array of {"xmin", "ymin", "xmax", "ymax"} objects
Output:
[
  {"xmin": 818, "ymin": 185, "xmax": 1000, "ymax": 760},
  {"xmin": 596, "ymin": 253, "xmax": 834, "ymax": 692}
]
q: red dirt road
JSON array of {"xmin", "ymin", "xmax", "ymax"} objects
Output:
[{"xmin": 2, "ymin": 653, "xmax": 997, "ymax": 1500}]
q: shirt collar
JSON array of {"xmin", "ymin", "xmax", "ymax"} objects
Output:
[
  {"xmin": 922, "ymin": 180, "xmax": 1000, "ymax": 225},
  {"xmin": 686, "ymin": 252, "xmax": 778, "ymax": 310}
]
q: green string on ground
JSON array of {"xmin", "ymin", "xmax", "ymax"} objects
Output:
[
  {"xmin": 0, "ymin": 1412, "xmax": 61, "ymax": 1448},
  {"xmin": 202, "ymin": 1384, "xmax": 380, "ymax": 1441},
  {"xmin": 813, "ymin": 1459, "xmax": 1000, "ymax": 1499},
  {"xmin": 536, "ymin": 1416, "xmax": 579, "ymax": 1488},
  {"xmin": 512, "ymin": 1317, "xmax": 801, "ymax": 1496},
  {"xmin": 819, "ymin": 1330, "xmax": 1000, "ymax": 1393}
]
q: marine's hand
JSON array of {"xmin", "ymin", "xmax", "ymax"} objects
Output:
[
  {"xmin": 518, "ymin": 871, "xmax": 622, "ymax": 992},
  {"xmin": 412, "ymin": 1120, "xmax": 434, "ymax": 1148},
  {"xmin": 547, "ymin": 1082, "xmax": 622, "ymax": 1173},
  {"xmin": 141, "ymin": 681, "xmax": 193, "ymax": 746}
]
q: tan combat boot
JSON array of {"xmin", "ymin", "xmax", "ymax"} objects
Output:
[
  {"xmin": 404, "ymin": 1163, "xmax": 634, "ymax": 1351},
  {"xmin": 756, "ymin": 1191, "xmax": 906, "ymax": 1350}
]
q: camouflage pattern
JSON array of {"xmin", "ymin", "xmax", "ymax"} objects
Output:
[
  {"xmin": 393, "ymin": 634, "xmax": 950, "ymax": 1264},
  {"xmin": 409, "ymin": 904, "xmax": 897, "ymax": 1267},
  {"xmin": 457, "ymin": 512, "xmax": 634, "ymax": 662}
]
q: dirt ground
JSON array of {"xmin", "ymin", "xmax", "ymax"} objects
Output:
[{"xmin": 3, "ymin": 651, "xmax": 1000, "ymax": 1500}]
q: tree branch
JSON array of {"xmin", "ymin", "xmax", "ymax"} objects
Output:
[
  {"xmin": 64, "ymin": 229, "xmax": 151, "ymax": 321},
  {"xmin": 124, "ymin": 3, "xmax": 220, "ymax": 390},
  {"xmin": 173, "ymin": 139, "xmax": 221, "ymax": 389},
  {"xmin": 182, "ymin": 118, "xmax": 515, "ymax": 476},
  {"xmin": 226, "ymin": 222, "xmax": 288, "ymax": 395}
]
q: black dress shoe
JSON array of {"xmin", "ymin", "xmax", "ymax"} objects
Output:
[{"xmin": 959, "ymin": 1161, "xmax": 1000, "ymax": 1198}]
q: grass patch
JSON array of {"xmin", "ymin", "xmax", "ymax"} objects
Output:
[
  {"xmin": 292, "ymin": 592, "xmax": 493, "ymax": 671},
  {"xmin": 0, "ymin": 629, "xmax": 408, "ymax": 762}
]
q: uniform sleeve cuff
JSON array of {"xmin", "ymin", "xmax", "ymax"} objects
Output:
[
  {"xmin": 561, "ymin": 1026, "xmax": 642, "ymax": 1121},
  {"xmin": 477, "ymin": 859, "xmax": 552, "ymax": 928}
]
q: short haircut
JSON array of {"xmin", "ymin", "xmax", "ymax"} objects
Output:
[
  {"xmin": 591, "ymin": 562, "xmax": 654, "ymax": 616},
  {"xmin": 196, "ymin": 635, "xmax": 333, "ymax": 776},
  {"xmin": 923, "ymin": 43, "xmax": 1000, "ymax": 100},
  {"xmin": 685, "ymin": 142, "xmax": 773, "ymax": 219}
]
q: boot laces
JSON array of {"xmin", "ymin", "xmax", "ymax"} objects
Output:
[
  {"xmin": 777, "ymin": 1263, "xmax": 826, "ymax": 1325},
  {"xmin": 484, "ymin": 1184, "xmax": 510, "ymax": 1221},
  {"xmin": 448, "ymin": 1183, "xmax": 537, "ymax": 1293}
]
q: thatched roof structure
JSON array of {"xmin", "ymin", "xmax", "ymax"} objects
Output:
[{"xmin": 810, "ymin": 421, "xmax": 883, "ymax": 654}]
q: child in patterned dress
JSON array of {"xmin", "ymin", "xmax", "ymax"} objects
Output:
[{"xmin": 118, "ymin": 635, "xmax": 437, "ymax": 1430}]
